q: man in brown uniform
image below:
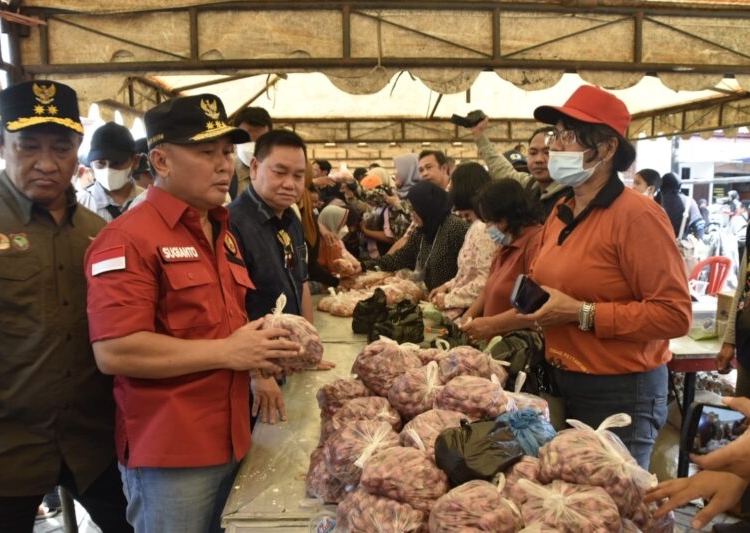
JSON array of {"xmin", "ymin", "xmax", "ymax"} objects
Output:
[{"xmin": 0, "ymin": 80, "xmax": 131, "ymax": 532}]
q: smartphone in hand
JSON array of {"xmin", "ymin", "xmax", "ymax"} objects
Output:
[
  {"xmin": 449, "ymin": 110, "xmax": 487, "ymax": 128},
  {"xmin": 510, "ymin": 274, "xmax": 550, "ymax": 314},
  {"xmin": 680, "ymin": 401, "xmax": 747, "ymax": 455}
]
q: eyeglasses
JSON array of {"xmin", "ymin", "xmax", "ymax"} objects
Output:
[
  {"xmin": 276, "ymin": 230, "xmax": 295, "ymax": 270},
  {"xmin": 544, "ymin": 129, "xmax": 578, "ymax": 146}
]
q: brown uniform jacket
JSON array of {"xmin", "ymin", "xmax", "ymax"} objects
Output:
[{"xmin": 0, "ymin": 171, "xmax": 114, "ymax": 496}]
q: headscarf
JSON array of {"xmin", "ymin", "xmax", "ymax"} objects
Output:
[
  {"xmin": 407, "ymin": 180, "xmax": 452, "ymax": 243},
  {"xmin": 319, "ymin": 204, "xmax": 349, "ymax": 236},
  {"xmin": 393, "ymin": 153, "xmax": 419, "ymax": 199},
  {"xmin": 299, "ymin": 162, "xmax": 319, "ymax": 247}
]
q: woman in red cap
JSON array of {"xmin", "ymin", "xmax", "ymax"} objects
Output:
[{"xmin": 521, "ymin": 85, "xmax": 692, "ymax": 468}]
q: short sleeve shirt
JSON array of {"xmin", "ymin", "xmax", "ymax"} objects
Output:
[
  {"xmin": 228, "ymin": 186, "xmax": 309, "ymax": 319},
  {"xmin": 85, "ymin": 186, "xmax": 254, "ymax": 467},
  {"xmin": 0, "ymin": 172, "xmax": 114, "ymax": 496}
]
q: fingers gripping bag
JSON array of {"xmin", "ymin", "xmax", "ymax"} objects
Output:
[
  {"xmin": 387, "ymin": 361, "xmax": 444, "ymax": 419},
  {"xmin": 335, "ymin": 487, "xmax": 425, "ymax": 533},
  {"xmin": 518, "ymin": 478, "xmax": 621, "ymax": 533},
  {"xmin": 360, "ymin": 445, "xmax": 449, "ymax": 512},
  {"xmin": 428, "ymin": 477, "xmax": 523, "ymax": 533},
  {"xmin": 351, "ymin": 336, "xmax": 422, "ymax": 396},
  {"xmin": 262, "ymin": 293, "xmax": 323, "ymax": 369},
  {"xmin": 537, "ymin": 414, "xmax": 658, "ymax": 520},
  {"xmin": 323, "ymin": 420, "xmax": 400, "ymax": 485}
]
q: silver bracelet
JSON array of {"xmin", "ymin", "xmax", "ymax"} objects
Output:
[{"xmin": 579, "ymin": 301, "xmax": 595, "ymax": 331}]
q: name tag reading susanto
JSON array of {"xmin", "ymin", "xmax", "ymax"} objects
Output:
[{"xmin": 159, "ymin": 246, "xmax": 200, "ymax": 262}]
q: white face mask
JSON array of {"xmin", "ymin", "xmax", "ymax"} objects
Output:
[
  {"xmin": 236, "ymin": 142, "xmax": 255, "ymax": 167},
  {"xmin": 548, "ymin": 150, "xmax": 600, "ymax": 188},
  {"xmin": 93, "ymin": 166, "xmax": 131, "ymax": 192}
]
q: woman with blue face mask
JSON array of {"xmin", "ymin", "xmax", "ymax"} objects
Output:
[
  {"xmin": 460, "ymin": 178, "xmax": 544, "ymax": 341},
  {"xmin": 520, "ymin": 85, "xmax": 692, "ymax": 470}
]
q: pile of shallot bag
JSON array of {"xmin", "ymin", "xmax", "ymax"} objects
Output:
[
  {"xmin": 306, "ymin": 337, "xmax": 674, "ymax": 532},
  {"xmin": 316, "ymin": 269, "xmax": 426, "ymax": 317}
]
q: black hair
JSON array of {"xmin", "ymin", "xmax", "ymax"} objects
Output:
[
  {"xmin": 233, "ymin": 106, "xmax": 273, "ymax": 129},
  {"xmin": 314, "ymin": 159, "xmax": 332, "ymax": 174},
  {"xmin": 418, "ymin": 149, "xmax": 447, "ymax": 167},
  {"xmin": 353, "ymin": 167, "xmax": 368, "ymax": 181},
  {"xmin": 477, "ymin": 178, "xmax": 543, "ymax": 237},
  {"xmin": 559, "ymin": 117, "xmax": 636, "ymax": 173},
  {"xmin": 450, "ymin": 162, "xmax": 491, "ymax": 211},
  {"xmin": 254, "ymin": 129, "xmax": 307, "ymax": 163},
  {"xmin": 636, "ymin": 168, "xmax": 662, "ymax": 190},
  {"xmin": 660, "ymin": 172, "xmax": 681, "ymax": 192},
  {"xmin": 528, "ymin": 126, "xmax": 555, "ymax": 145}
]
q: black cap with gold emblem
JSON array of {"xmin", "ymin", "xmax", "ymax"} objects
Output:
[
  {"xmin": 0, "ymin": 80, "xmax": 83, "ymax": 134},
  {"xmin": 145, "ymin": 94, "xmax": 250, "ymax": 149}
]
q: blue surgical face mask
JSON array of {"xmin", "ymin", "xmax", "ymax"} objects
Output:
[
  {"xmin": 487, "ymin": 225, "xmax": 512, "ymax": 246},
  {"xmin": 547, "ymin": 149, "xmax": 600, "ymax": 188}
]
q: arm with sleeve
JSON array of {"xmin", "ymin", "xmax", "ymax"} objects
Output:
[
  {"xmin": 365, "ymin": 227, "xmax": 420, "ymax": 272},
  {"xmin": 475, "ymin": 133, "xmax": 533, "ymax": 186}
]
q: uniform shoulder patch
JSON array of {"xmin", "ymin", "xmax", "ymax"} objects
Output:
[{"xmin": 90, "ymin": 245, "xmax": 126, "ymax": 276}]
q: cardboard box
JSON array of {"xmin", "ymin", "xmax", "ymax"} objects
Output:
[{"xmin": 717, "ymin": 290, "xmax": 735, "ymax": 322}]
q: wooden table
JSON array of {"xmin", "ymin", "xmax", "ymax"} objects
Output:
[{"xmin": 668, "ymin": 335, "xmax": 723, "ymax": 478}]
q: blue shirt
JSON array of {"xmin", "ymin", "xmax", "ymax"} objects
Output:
[{"xmin": 228, "ymin": 186, "xmax": 308, "ymax": 320}]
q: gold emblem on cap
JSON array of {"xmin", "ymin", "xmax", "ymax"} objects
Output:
[
  {"xmin": 200, "ymin": 98, "xmax": 220, "ymax": 120},
  {"xmin": 33, "ymin": 83, "xmax": 56, "ymax": 105}
]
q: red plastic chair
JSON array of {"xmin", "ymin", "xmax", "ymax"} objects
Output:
[{"xmin": 689, "ymin": 256, "xmax": 732, "ymax": 296}]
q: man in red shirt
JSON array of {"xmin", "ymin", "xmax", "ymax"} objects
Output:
[{"xmin": 85, "ymin": 94, "xmax": 301, "ymax": 533}]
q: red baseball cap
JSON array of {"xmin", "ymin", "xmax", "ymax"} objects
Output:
[{"xmin": 534, "ymin": 85, "xmax": 631, "ymax": 137}]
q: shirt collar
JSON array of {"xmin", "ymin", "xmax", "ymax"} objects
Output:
[
  {"xmin": 145, "ymin": 185, "xmax": 228, "ymax": 229},
  {"xmin": 88, "ymin": 180, "xmax": 140, "ymax": 208},
  {"xmin": 555, "ymin": 174, "xmax": 624, "ymax": 245},
  {"xmin": 0, "ymin": 170, "xmax": 79, "ymax": 225},
  {"xmin": 245, "ymin": 185, "xmax": 296, "ymax": 227}
]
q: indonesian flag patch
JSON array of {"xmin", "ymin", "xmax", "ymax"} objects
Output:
[{"xmin": 90, "ymin": 245, "xmax": 127, "ymax": 276}]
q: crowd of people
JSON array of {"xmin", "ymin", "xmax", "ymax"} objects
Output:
[{"xmin": 2, "ymin": 75, "xmax": 750, "ymax": 532}]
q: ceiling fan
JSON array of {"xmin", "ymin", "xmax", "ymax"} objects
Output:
[{"xmin": 0, "ymin": 0, "xmax": 46, "ymax": 27}]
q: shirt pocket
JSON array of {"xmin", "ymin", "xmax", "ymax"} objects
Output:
[
  {"xmin": 0, "ymin": 254, "xmax": 43, "ymax": 336},
  {"xmin": 161, "ymin": 262, "xmax": 222, "ymax": 331}
]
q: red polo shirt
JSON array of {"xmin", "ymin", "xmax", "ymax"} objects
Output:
[{"xmin": 85, "ymin": 186, "xmax": 254, "ymax": 468}]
